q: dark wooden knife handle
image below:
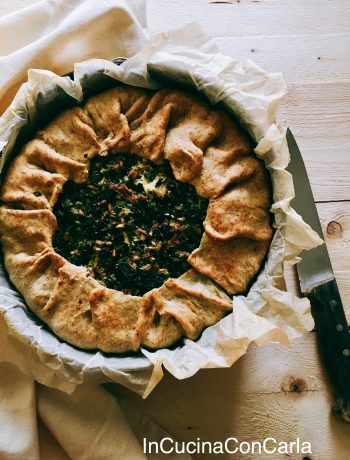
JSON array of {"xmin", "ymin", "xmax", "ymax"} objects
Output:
[{"xmin": 308, "ymin": 278, "xmax": 350, "ymax": 421}]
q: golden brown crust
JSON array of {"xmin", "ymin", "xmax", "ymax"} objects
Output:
[
  {"xmin": 188, "ymin": 234, "xmax": 270, "ymax": 294},
  {"xmin": 0, "ymin": 85, "xmax": 272, "ymax": 353},
  {"xmin": 36, "ymin": 107, "xmax": 100, "ymax": 163},
  {"xmin": 149, "ymin": 270, "xmax": 232, "ymax": 340},
  {"xmin": 136, "ymin": 292, "xmax": 184, "ymax": 350},
  {"xmin": 204, "ymin": 167, "xmax": 273, "ymax": 242}
]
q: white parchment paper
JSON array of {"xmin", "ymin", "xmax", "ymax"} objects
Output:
[{"xmin": 0, "ymin": 24, "xmax": 323, "ymax": 397}]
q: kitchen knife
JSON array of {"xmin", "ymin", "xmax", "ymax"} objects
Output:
[{"xmin": 286, "ymin": 128, "xmax": 350, "ymax": 422}]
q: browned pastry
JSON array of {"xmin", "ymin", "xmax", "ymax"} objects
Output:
[{"xmin": 0, "ymin": 86, "xmax": 272, "ymax": 353}]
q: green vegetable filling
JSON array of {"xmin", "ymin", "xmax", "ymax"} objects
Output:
[{"xmin": 53, "ymin": 153, "xmax": 208, "ymax": 296}]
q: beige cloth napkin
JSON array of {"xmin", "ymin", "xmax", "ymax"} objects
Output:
[
  {"xmin": 0, "ymin": 0, "xmax": 148, "ymax": 114},
  {"xmin": 0, "ymin": 1, "xmax": 191, "ymax": 459}
]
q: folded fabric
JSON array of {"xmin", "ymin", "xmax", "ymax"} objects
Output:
[
  {"xmin": 37, "ymin": 384, "xmax": 148, "ymax": 460},
  {"xmin": 0, "ymin": 357, "xmax": 192, "ymax": 459},
  {"xmin": 0, "ymin": 363, "xmax": 39, "ymax": 460},
  {"xmin": 0, "ymin": 0, "xmax": 149, "ymax": 115}
]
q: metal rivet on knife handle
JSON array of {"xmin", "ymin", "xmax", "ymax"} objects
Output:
[
  {"xmin": 330, "ymin": 299, "xmax": 337, "ymax": 307},
  {"xmin": 336, "ymin": 324, "xmax": 344, "ymax": 332},
  {"xmin": 342, "ymin": 349, "xmax": 350, "ymax": 357}
]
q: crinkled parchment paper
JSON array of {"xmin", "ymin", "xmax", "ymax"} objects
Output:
[{"xmin": 0, "ymin": 24, "xmax": 323, "ymax": 397}]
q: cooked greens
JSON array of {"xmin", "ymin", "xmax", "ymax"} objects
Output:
[{"xmin": 53, "ymin": 153, "xmax": 208, "ymax": 295}]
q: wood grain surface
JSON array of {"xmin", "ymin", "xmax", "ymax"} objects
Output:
[{"xmin": 1, "ymin": 0, "xmax": 350, "ymax": 459}]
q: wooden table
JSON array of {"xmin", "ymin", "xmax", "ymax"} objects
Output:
[{"xmin": 2, "ymin": 1, "xmax": 350, "ymax": 459}]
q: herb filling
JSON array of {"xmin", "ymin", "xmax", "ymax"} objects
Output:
[{"xmin": 53, "ymin": 153, "xmax": 208, "ymax": 296}]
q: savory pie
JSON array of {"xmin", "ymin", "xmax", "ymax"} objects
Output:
[{"xmin": 0, "ymin": 86, "xmax": 272, "ymax": 353}]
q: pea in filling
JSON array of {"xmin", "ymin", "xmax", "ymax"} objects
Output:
[{"xmin": 53, "ymin": 153, "xmax": 208, "ymax": 296}]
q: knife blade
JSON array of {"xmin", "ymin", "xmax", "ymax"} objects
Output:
[{"xmin": 286, "ymin": 128, "xmax": 350, "ymax": 422}]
